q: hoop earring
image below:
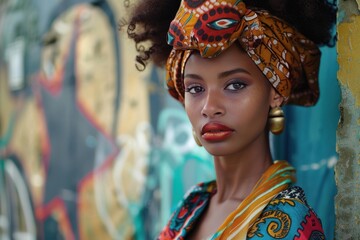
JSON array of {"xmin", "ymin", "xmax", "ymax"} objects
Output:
[
  {"xmin": 192, "ymin": 129, "xmax": 202, "ymax": 147},
  {"xmin": 268, "ymin": 106, "xmax": 285, "ymax": 135}
]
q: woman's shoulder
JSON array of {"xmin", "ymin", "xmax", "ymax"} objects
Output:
[{"xmin": 247, "ymin": 186, "xmax": 325, "ymax": 240}]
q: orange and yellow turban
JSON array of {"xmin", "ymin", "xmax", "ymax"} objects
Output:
[{"xmin": 166, "ymin": 0, "xmax": 321, "ymax": 106}]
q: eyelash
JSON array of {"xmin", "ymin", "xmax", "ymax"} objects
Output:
[
  {"xmin": 225, "ymin": 81, "xmax": 247, "ymax": 91},
  {"xmin": 185, "ymin": 80, "xmax": 247, "ymax": 94},
  {"xmin": 185, "ymin": 85, "xmax": 204, "ymax": 94}
]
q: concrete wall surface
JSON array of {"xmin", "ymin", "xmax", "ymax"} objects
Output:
[{"xmin": 335, "ymin": 0, "xmax": 360, "ymax": 239}]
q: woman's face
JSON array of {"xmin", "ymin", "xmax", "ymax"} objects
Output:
[{"xmin": 184, "ymin": 44, "xmax": 281, "ymax": 156}]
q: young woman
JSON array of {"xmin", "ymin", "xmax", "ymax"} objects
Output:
[{"xmin": 127, "ymin": 0, "xmax": 336, "ymax": 239}]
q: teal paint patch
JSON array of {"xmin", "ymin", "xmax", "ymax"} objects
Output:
[{"xmin": 337, "ymin": 9, "xmax": 346, "ymax": 23}]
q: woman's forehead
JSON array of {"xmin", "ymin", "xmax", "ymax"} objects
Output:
[{"xmin": 184, "ymin": 44, "xmax": 252, "ymax": 73}]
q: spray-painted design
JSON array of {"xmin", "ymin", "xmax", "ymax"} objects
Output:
[
  {"xmin": 0, "ymin": 157, "xmax": 37, "ymax": 239},
  {"xmin": 0, "ymin": 0, "xmax": 214, "ymax": 239}
]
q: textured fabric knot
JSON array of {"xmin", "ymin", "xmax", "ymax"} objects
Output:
[{"xmin": 240, "ymin": 14, "xmax": 264, "ymax": 51}]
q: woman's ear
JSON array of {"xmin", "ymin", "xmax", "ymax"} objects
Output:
[{"xmin": 269, "ymin": 87, "xmax": 284, "ymax": 108}]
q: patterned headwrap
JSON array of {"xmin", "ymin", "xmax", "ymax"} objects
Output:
[{"xmin": 166, "ymin": 0, "xmax": 321, "ymax": 106}]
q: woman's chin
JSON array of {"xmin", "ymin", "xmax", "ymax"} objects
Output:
[{"xmin": 202, "ymin": 144, "xmax": 235, "ymax": 157}]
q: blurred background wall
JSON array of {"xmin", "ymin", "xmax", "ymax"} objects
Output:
[
  {"xmin": 335, "ymin": 0, "xmax": 360, "ymax": 239},
  {"xmin": 0, "ymin": 0, "xmax": 340, "ymax": 239}
]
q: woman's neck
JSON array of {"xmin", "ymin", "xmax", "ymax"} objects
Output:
[{"xmin": 212, "ymin": 134, "xmax": 273, "ymax": 203}]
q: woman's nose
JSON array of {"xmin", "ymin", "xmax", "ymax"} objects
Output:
[{"xmin": 201, "ymin": 90, "xmax": 225, "ymax": 118}]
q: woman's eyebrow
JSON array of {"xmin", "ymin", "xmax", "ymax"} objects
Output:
[
  {"xmin": 184, "ymin": 73, "xmax": 203, "ymax": 80},
  {"xmin": 218, "ymin": 68, "xmax": 251, "ymax": 78},
  {"xmin": 184, "ymin": 68, "xmax": 250, "ymax": 80}
]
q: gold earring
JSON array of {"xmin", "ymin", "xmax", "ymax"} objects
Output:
[
  {"xmin": 268, "ymin": 106, "xmax": 285, "ymax": 135},
  {"xmin": 192, "ymin": 129, "xmax": 202, "ymax": 146}
]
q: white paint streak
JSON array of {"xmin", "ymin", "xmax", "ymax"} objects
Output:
[
  {"xmin": 93, "ymin": 122, "xmax": 152, "ymax": 238},
  {"xmin": 299, "ymin": 156, "xmax": 338, "ymax": 171},
  {"xmin": 113, "ymin": 122, "xmax": 151, "ymax": 207},
  {"xmin": 5, "ymin": 160, "xmax": 36, "ymax": 240}
]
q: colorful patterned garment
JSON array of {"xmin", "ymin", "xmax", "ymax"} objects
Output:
[
  {"xmin": 165, "ymin": 0, "xmax": 321, "ymax": 106},
  {"xmin": 158, "ymin": 161, "xmax": 325, "ymax": 240},
  {"xmin": 248, "ymin": 187, "xmax": 325, "ymax": 240}
]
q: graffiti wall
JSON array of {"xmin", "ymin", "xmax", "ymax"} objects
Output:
[
  {"xmin": 0, "ymin": 0, "xmax": 339, "ymax": 239},
  {"xmin": 0, "ymin": 0, "xmax": 215, "ymax": 239}
]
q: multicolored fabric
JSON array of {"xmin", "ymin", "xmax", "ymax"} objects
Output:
[
  {"xmin": 166, "ymin": 0, "xmax": 321, "ymax": 106},
  {"xmin": 248, "ymin": 186, "xmax": 325, "ymax": 240},
  {"xmin": 157, "ymin": 180, "xmax": 325, "ymax": 239},
  {"xmin": 158, "ymin": 161, "xmax": 299, "ymax": 239}
]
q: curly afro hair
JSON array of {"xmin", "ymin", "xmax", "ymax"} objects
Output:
[{"xmin": 124, "ymin": 0, "xmax": 337, "ymax": 70}]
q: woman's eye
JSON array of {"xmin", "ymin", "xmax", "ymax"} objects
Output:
[
  {"xmin": 185, "ymin": 85, "xmax": 204, "ymax": 94},
  {"xmin": 225, "ymin": 82, "xmax": 246, "ymax": 91}
]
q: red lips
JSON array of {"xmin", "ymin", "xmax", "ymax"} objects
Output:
[{"xmin": 201, "ymin": 122, "xmax": 234, "ymax": 142}]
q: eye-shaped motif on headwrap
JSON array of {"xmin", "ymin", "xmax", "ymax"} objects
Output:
[
  {"xmin": 208, "ymin": 18, "xmax": 239, "ymax": 30},
  {"xmin": 166, "ymin": 0, "xmax": 321, "ymax": 106},
  {"xmin": 167, "ymin": 2, "xmax": 254, "ymax": 58}
]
